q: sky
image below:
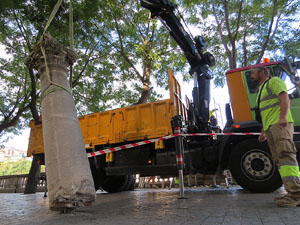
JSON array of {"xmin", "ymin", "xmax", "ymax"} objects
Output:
[
  {"xmin": 5, "ymin": 129, "xmax": 31, "ymax": 151},
  {"xmin": 178, "ymin": 76, "xmax": 229, "ymax": 128}
]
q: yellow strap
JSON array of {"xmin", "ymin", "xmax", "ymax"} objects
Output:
[
  {"xmin": 69, "ymin": 0, "xmax": 74, "ymax": 87},
  {"xmin": 40, "ymin": 39, "xmax": 72, "ymax": 103},
  {"xmin": 69, "ymin": 0, "xmax": 74, "ymax": 50},
  {"xmin": 42, "ymin": 0, "xmax": 64, "ymax": 36},
  {"xmin": 38, "ymin": 0, "xmax": 73, "ymax": 102},
  {"xmin": 41, "ymin": 85, "xmax": 72, "ymax": 103}
]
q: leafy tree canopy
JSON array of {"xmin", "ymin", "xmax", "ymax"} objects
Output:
[
  {"xmin": 0, "ymin": 159, "xmax": 32, "ymax": 176},
  {"xmin": 1, "ymin": 0, "xmax": 300, "ymax": 142},
  {"xmin": 181, "ymin": 0, "xmax": 300, "ymax": 87},
  {"xmin": 0, "ymin": 0, "xmax": 186, "ymax": 141}
]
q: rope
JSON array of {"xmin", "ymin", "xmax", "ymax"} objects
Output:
[
  {"xmin": 40, "ymin": 42, "xmax": 73, "ymax": 103},
  {"xmin": 42, "ymin": 0, "xmax": 64, "ymax": 36},
  {"xmin": 69, "ymin": 0, "xmax": 74, "ymax": 87},
  {"xmin": 39, "ymin": 0, "xmax": 73, "ymax": 103}
]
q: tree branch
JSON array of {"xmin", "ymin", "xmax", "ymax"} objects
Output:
[
  {"xmin": 111, "ymin": 7, "xmax": 143, "ymax": 80},
  {"xmin": 211, "ymin": 2, "xmax": 231, "ymax": 58},
  {"xmin": 223, "ymin": 0, "xmax": 233, "ymax": 43},
  {"xmin": 256, "ymin": 0, "xmax": 278, "ymax": 63},
  {"xmin": 12, "ymin": 9, "xmax": 32, "ymax": 52},
  {"xmin": 233, "ymin": 0, "xmax": 243, "ymax": 42}
]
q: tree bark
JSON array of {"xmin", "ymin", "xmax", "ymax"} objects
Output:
[
  {"xmin": 24, "ymin": 155, "xmax": 41, "ymax": 194},
  {"xmin": 136, "ymin": 41, "xmax": 152, "ymax": 104}
]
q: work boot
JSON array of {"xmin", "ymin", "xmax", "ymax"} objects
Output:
[
  {"xmin": 274, "ymin": 187, "xmax": 288, "ymax": 201},
  {"xmin": 275, "ymin": 195, "xmax": 300, "ymax": 207},
  {"xmin": 274, "ymin": 194, "xmax": 286, "ymax": 201}
]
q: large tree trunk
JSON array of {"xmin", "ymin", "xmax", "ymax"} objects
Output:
[
  {"xmin": 136, "ymin": 45, "xmax": 152, "ymax": 104},
  {"xmin": 135, "ymin": 81, "xmax": 151, "ymax": 104},
  {"xmin": 24, "ymin": 155, "xmax": 41, "ymax": 194}
]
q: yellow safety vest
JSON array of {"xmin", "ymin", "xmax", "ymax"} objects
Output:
[{"xmin": 257, "ymin": 77, "xmax": 293, "ymax": 131}]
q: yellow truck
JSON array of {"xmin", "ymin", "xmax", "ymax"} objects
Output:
[
  {"xmin": 27, "ymin": 0, "xmax": 300, "ymax": 193},
  {"xmin": 27, "ymin": 60, "xmax": 300, "ymax": 193}
]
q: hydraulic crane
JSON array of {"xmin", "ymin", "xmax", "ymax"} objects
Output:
[
  {"xmin": 141, "ymin": 0, "xmax": 216, "ymax": 132},
  {"xmin": 27, "ymin": 0, "xmax": 300, "ymax": 194}
]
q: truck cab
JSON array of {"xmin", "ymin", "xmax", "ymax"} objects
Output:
[
  {"xmin": 221, "ymin": 59, "xmax": 300, "ymax": 193},
  {"xmin": 226, "ymin": 60, "xmax": 300, "ymax": 130}
]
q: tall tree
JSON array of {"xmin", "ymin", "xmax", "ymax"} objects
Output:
[
  {"xmin": 94, "ymin": 0, "xmax": 186, "ymax": 105},
  {"xmin": 0, "ymin": 1, "xmax": 38, "ymax": 141},
  {"xmin": 0, "ymin": 0, "xmax": 116, "ymax": 139},
  {"xmin": 181, "ymin": 0, "xmax": 300, "ymax": 86},
  {"xmin": 0, "ymin": 0, "xmax": 187, "ymax": 140}
]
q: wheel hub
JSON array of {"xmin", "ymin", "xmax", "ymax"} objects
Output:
[{"xmin": 242, "ymin": 150, "xmax": 273, "ymax": 179}]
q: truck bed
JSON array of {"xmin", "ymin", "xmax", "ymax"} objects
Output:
[{"xmin": 27, "ymin": 69, "xmax": 186, "ymax": 156}]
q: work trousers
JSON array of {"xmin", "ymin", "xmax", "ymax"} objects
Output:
[{"xmin": 265, "ymin": 123, "xmax": 300, "ymax": 195}]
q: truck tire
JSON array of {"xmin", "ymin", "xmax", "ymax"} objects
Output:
[
  {"xmin": 99, "ymin": 170, "xmax": 129, "ymax": 193},
  {"xmin": 122, "ymin": 175, "xmax": 135, "ymax": 191},
  {"xmin": 128, "ymin": 176, "xmax": 135, "ymax": 191},
  {"xmin": 89, "ymin": 158, "xmax": 129, "ymax": 193},
  {"xmin": 229, "ymin": 139, "xmax": 282, "ymax": 193},
  {"xmin": 89, "ymin": 159, "xmax": 102, "ymax": 191}
]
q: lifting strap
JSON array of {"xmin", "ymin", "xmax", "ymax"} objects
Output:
[
  {"xmin": 39, "ymin": 0, "xmax": 74, "ymax": 102},
  {"xmin": 69, "ymin": 0, "xmax": 74, "ymax": 87}
]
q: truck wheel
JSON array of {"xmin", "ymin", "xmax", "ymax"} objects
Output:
[
  {"xmin": 89, "ymin": 158, "xmax": 129, "ymax": 193},
  {"xmin": 229, "ymin": 139, "xmax": 282, "ymax": 193},
  {"xmin": 122, "ymin": 175, "xmax": 135, "ymax": 191},
  {"xmin": 99, "ymin": 171, "xmax": 129, "ymax": 193},
  {"xmin": 128, "ymin": 176, "xmax": 135, "ymax": 191},
  {"xmin": 89, "ymin": 159, "xmax": 102, "ymax": 191}
]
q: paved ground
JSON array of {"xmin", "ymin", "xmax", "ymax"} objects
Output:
[{"xmin": 1, "ymin": 186, "xmax": 300, "ymax": 225}]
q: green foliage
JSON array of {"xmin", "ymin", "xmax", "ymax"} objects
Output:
[
  {"xmin": 0, "ymin": 0, "xmax": 188, "ymax": 138},
  {"xmin": 0, "ymin": 159, "xmax": 32, "ymax": 176},
  {"xmin": 180, "ymin": 0, "xmax": 300, "ymax": 87}
]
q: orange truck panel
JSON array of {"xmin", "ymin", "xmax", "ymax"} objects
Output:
[
  {"xmin": 226, "ymin": 71, "xmax": 252, "ymax": 122},
  {"xmin": 27, "ymin": 69, "xmax": 187, "ymax": 156},
  {"xmin": 79, "ymin": 99, "xmax": 174, "ymax": 149}
]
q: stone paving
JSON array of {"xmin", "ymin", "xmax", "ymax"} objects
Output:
[{"xmin": 1, "ymin": 186, "xmax": 300, "ymax": 225}]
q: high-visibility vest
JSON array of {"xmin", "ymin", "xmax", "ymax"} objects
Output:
[{"xmin": 257, "ymin": 77, "xmax": 293, "ymax": 131}]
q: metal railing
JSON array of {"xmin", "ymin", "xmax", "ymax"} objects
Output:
[
  {"xmin": 0, "ymin": 172, "xmax": 233, "ymax": 193},
  {"xmin": 0, "ymin": 173, "xmax": 46, "ymax": 193}
]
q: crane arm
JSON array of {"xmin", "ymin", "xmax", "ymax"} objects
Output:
[
  {"xmin": 141, "ymin": 0, "xmax": 212, "ymax": 70},
  {"xmin": 141, "ymin": 0, "xmax": 215, "ymax": 131}
]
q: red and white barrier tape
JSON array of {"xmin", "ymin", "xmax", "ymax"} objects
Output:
[
  {"xmin": 87, "ymin": 135, "xmax": 175, "ymax": 158},
  {"xmin": 87, "ymin": 132, "xmax": 300, "ymax": 158}
]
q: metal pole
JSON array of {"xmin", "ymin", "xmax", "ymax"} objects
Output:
[
  {"xmin": 178, "ymin": 169, "xmax": 185, "ymax": 198},
  {"xmin": 172, "ymin": 115, "xmax": 186, "ymax": 199},
  {"xmin": 193, "ymin": 71, "xmax": 198, "ymax": 88}
]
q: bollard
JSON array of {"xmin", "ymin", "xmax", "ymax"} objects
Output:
[
  {"xmin": 171, "ymin": 115, "xmax": 186, "ymax": 199},
  {"xmin": 25, "ymin": 34, "xmax": 95, "ymax": 211}
]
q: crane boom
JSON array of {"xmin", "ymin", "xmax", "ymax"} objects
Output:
[{"xmin": 141, "ymin": 0, "xmax": 215, "ymax": 132}]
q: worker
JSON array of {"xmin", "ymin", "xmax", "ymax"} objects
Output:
[
  {"xmin": 251, "ymin": 67, "xmax": 300, "ymax": 207},
  {"xmin": 209, "ymin": 109, "xmax": 221, "ymax": 133},
  {"xmin": 209, "ymin": 109, "xmax": 218, "ymax": 126}
]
